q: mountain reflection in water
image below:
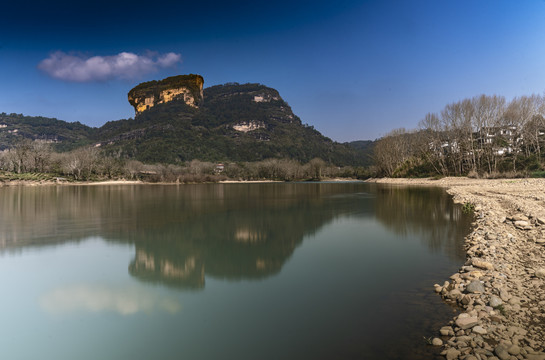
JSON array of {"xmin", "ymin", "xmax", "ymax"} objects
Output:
[{"xmin": 0, "ymin": 183, "xmax": 469, "ymax": 290}]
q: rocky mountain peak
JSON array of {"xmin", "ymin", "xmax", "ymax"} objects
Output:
[{"xmin": 128, "ymin": 74, "xmax": 204, "ymax": 115}]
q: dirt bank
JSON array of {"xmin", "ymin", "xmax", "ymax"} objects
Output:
[{"xmin": 371, "ymin": 178, "xmax": 545, "ymax": 360}]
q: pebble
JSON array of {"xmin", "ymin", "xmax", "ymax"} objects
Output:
[
  {"xmin": 508, "ymin": 344, "xmax": 520, "ymax": 355},
  {"xmin": 440, "ymin": 326, "xmax": 454, "ymax": 336},
  {"xmin": 466, "ymin": 280, "xmax": 485, "ymax": 293},
  {"xmin": 489, "ymin": 295, "xmax": 503, "ymax": 308},
  {"xmin": 471, "ymin": 258, "xmax": 495, "ymax": 271},
  {"xmin": 472, "ymin": 325, "xmax": 487, "ymax": 335},
  {"xmin": 495, "ymin": 345, "xmax": 510, "ymax": 360},
  {"xmin": 445, "ymin": 348, "xmax": 461, "ymax": 360},
  {"xmin": 455, "ymin": 316, "xmax": 479, "ymax": 330}
]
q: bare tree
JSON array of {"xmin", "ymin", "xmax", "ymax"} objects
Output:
[
  {"xmin": 62, "ymin": 147, "xmax": 99, "ymax": 180},
  {"xmin": 472, "ymin": 94, "xmax": 506, "ymax": 174},
  {"xmin": 29, "ymin": 141, "xmax": 52, "ymax": 173},
  {"xmin": 373, "ymin": 128, "xmax": 416, "ymax": 177},
  {"xmin": 13, "ymin": 139, "xmax": 33, "ymax": 173},
  {"xmin": 418, "ymin": 113, "xmax": 449, "ymax": 175},
  {"xmin": 125, "ymin": 160, "xmax": 144, "ymax": 180},
  {"xmin": 308, "ymin": 158, "xmax": 326, "ymax": 180}
]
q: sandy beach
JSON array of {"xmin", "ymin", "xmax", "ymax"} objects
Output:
[{"xmin": 370, "ymin": 177, "xmax": 545, "ymax": 360}]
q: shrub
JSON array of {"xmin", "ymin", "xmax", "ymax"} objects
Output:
[{"xmin": 462, "ymin": 202, "xmax": 475, "ymax": 214}]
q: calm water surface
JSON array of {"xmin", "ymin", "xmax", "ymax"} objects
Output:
[{"xmin": 0, "ymin": 183, "xmax": 471, "ymax": 360}]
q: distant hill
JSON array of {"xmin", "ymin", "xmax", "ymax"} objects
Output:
[
  {"xmin": 1, "ymin": 76, "xmax": 372, "ymax": 167},
  {"xmin": 345, "ymin": 140, "xmax": 375, "ymax": 167},
  {"xmin": 0, "ymin": 112, "xmax": 94, "ymax": 151}
]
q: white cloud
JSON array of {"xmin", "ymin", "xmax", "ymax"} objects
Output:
[
  {"xmin": 40, "ymin": 285, "xmax": 181, "ymax": 315},
  {"xmin": 38, "ymin": 51, "xmax": 182, "ymax": 82}
]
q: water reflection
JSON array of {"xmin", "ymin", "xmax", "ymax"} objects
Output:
[
  {"xmin": 0, "ymin": 183, "xmax": 469, "ymax": 290},
  {"xmin": 40, "ymin": 285, "xmax": 181, "ymax": 315},
  {"xmin": 372, "ymin": 185, "xmax": 470, "ymax": 260}
]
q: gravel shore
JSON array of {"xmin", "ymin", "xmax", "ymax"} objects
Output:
[{"xmin": 370, "ymin": 177, "xmax": 545, "ymax": 360}]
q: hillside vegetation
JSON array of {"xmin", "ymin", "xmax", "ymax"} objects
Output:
[{"xmin": 0, "ymin": 112, "xmax": 94, "ymax": 151}]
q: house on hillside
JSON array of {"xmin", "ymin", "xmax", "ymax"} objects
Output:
[{"xmin": 476, "ymin": 125, "xmax": 519, "ymax": 155}]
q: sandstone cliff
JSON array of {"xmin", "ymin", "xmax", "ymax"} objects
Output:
[{"xmin": 128, "ymin": 74, "xmax": 204, "ymax": 114}]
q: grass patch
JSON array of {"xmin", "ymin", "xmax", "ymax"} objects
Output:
[
  {"xmin": 462, "ymin": 202, "xmax": 475, "ymax": 214},
  {"xmin": 530, "ymin": 170, "xmax": 545, "ymax": 178},
  {"xmin": 494, "ymin": 304, "xmax": 507, "ymax": 316},
  {"xmin": 0, "ymin": 172, "xmax": 58, "ymax": 182}
]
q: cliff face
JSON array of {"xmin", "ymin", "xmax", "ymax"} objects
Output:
[{"xmin": 128, "ymin": 74, "xmax": 204, "ymax": 114}]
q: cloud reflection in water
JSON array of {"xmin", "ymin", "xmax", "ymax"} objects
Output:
[{"xmin": 40, "ymin": 285, "xmax": 181, "ymax": 315}]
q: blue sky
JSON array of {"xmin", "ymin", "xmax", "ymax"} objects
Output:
[{"xmin": 1, "ymin": 0, "xmax": 545, "ymax": 142}]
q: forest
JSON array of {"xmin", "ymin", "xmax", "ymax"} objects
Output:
[
  {"xmin": 0, "ymin": 139, "xmax": 367, "ymax": 183},
  {"xmin": 373, "ymin": 94, "xmax": 545, "ymax": 178}
]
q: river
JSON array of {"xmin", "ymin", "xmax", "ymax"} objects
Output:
[{"xmin": 0, "ymin": 182, "xmax": 471, "ymax": 359}]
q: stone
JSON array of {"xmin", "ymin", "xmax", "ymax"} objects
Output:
[
  {"xmin": 507, "ymin": 344, "xmax": 520, "ymax": 355},
  {"xmin": 466, "ymin": 280, "xmax": 485, "ymax": 293},
  {"xmin": 495, "ymin": 345, "xmax": 510, "ymax": 360},
  {"xmin": 455, "ymin": 316, "xmax": 479, "ymax": 330},
  {"xmin": 461, "ymin": 294, "xmax": 472, "ymax": 305},
  {"xmin": 471, "ymin": 258, "xmax": 494, "ymax": 270},
  {"xmin": 431, "ymin": 337, "xmax": 443, "ymax": 346},
  {"xmin": 448, "ymin": 288, "xmax": 463, "ymax": 301},
  {"xmin": 526, "ymin": 355, "xmax": 545, "ymax": 360},
  {"xmin": 468, "ymin": 270, "xmax": 484, "ymax": 279},
  {"xmin": 514, "ymin": 220, "xmax": 529, "ymax": 227},
  {"xmin": 440, "ymin": 326, "xmax": 454, "ymax": 336},
  {"xmin": 508, "ymin": 297, "xmax": 520, "ymax": 306},
  {"xmin": 499, "ymin": 288, "xmax": 510, "ymax": 301},
  {"xmin": 507, "ymin": 326, "xmax": 527, "ymax": 336},
  {"xmin": 489, "ymin": 295, "xmax": 503, "ymax": 308},
  {"xmin": 535, "ymin": 268, "xmax": 545, "ymax": 279},
  {"xmin": 445, "ymin": 348, "xmax": 461, "ymax": 360},
  {"xmin": 510, "ymin": 214, "xmax": 529, "ymax": 221},
  {"xmin": 489, "ymin": 315, "xmax": 503, "ymax": 323},
  {"xmin": 472, "ymin": 325, "xmax": 487, "ymax": 335}
]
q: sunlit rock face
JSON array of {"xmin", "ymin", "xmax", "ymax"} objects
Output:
[
  {"xmin": 232, "ymin": 120, "xmax": 266, "ymax": 133},
  {"xmin": 128, "ymin": 74, "xmax": 204, "ymax": 114}
]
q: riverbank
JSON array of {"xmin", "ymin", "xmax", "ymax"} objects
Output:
[
  {"xmin": 0, "ymin": 179, "xmax": 144, "ymax": 186},
  {"xmin": 0, "ymin": 177, "xmax": 363, "ymax": 186},
  {"xmin": 370, "ymin": 177, "xmax": 545, "ymax": 360}
]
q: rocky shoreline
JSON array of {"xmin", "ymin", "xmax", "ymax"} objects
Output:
[{"xmin": 371, "ymin": 178, "xmax": 545, "ymax": 360}]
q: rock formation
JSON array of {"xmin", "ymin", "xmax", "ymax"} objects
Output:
[{"xmin": 128, "ymin": 74, "xmax": 204, "ymax": 114}]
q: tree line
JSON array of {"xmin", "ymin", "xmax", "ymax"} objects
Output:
[
  {"xmin": 374, "ymin": 94, "xmax": 545, "ymax": 177},
  {"xmin": 0, "ymin": 139, "xmax": 368, "ymax": 182}
]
